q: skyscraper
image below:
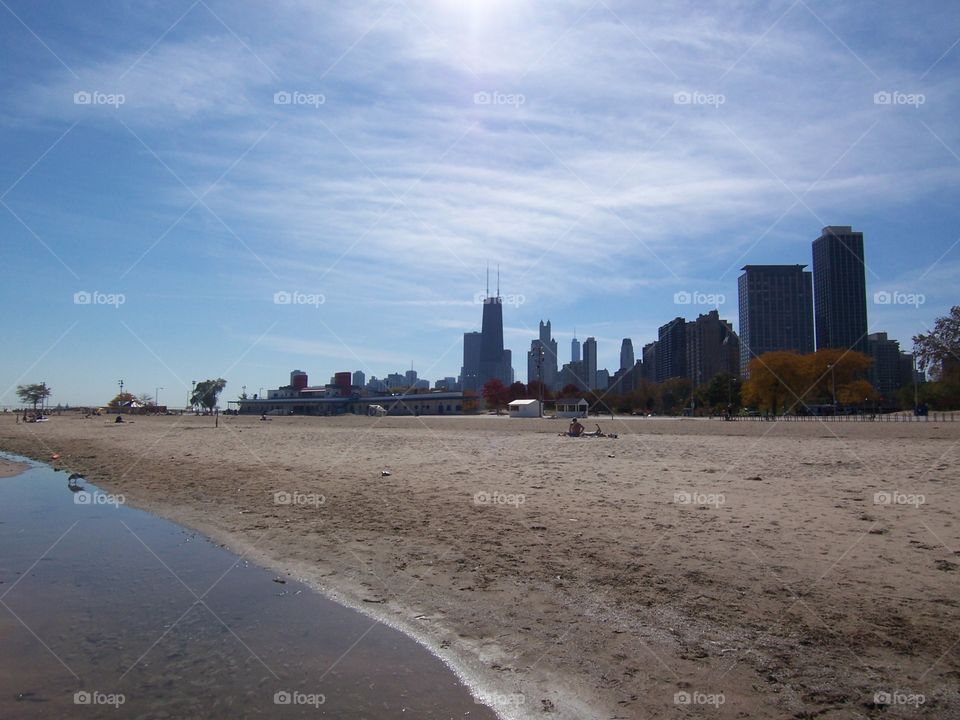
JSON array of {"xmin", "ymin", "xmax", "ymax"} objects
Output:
[
  {"xmin": 738, "ymin": 265, "xmax": 814, "ymax": 377},
  {"xmin": 476, "ymin": 269, "xmax": 513, "ymax": 390},
  {"xmin": 685, "ymin": 310, "xmax": 740, "ymax": 387},
  {"xmin": 657, "ymin": 318, "xmax": 687, "ymax": 382},
  {"xmin": 813, "ymin": 226, "xmax": 868, "ymax": 353},
  {"xmin": 540, "ymin": 320, "xmax": 559, "ymax": 390},
  {"xmin": 620, "ymin": 339, "xmax": 634, "ymax": 371},
  {"xmin": 583, "ymin": 337, "xmax": 598, "ymax": 389},
  {"xmin": 571, "ymin": 334, "xmax": 581, "ymax": 363},
  {"xmin": 460, "ymin": 331, "xmax": 482, "ymax": 392}
]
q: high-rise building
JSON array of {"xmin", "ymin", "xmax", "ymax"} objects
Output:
[
  {"xmin": 540, "ymin": 320, "xmax": 559, "ymax": 390},
  {"xmin": 813, "ymin": 226, "xmax": 868, "ymax": 353},
  {"xmin": 474, "ymin": 270, "xmax": 514, "ymax": 391},
  {"xmin": 559, "ymin": 360, "xmax": 586, "ymax": 391},
  {"xmin": 738, "ymin": 265, "xmax": 814, "ymax": 377},
  {"xmin": 685, "ymin": 310, "xmax": 740, "ymax": 387},
  {"xmin": 583, "ymin": 337, "xmax": 598, "ymax": 389},
  {"xmin": 620, "ymin": 339, "xmax": 634, "ymax": 371},
  {"xmin": 641, "ymin": 342, "xmax": 658, "ymax": 382},
  {"xmin": 571, "ymin": 335, "xmax": 581, "ymax": 363},
  {"xmin": 352, "ymin": 370, "xmax": 365, "ymax": 388},
  {"xmin": 460, "ymin": 331, "xmax": 482, "ymax": 392},
  {"xmin": 866, "ymin": 332, "xmax": 903, "ymax": 398},
  {"xmin": 595, "ymin": 368, "xmax": 610, "ymax": 390},
  {"xmin": 404, "ymin": 369, "xmax": 418, "ymax": 387},
  {"xmin": 657, "ymin": 318, "xmax": 687, "ymax": 382}
]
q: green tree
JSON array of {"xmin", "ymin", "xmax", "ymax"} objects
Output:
[
  {"xmin": 913, "ymin": 306, "xmax": 960, "ymax": 381},
  {"xmin": 190, "ymin": 379, "xmax": 227, "ymax": 413},
  {"xmin": 17, "ymin": 383, "xmax": 51, "ymax": 412},
  {"xmin": 702, "ymin": 372, "xmax": 742, "ymax": 411}
]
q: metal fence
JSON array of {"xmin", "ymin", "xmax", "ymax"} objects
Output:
[{"xmin": 721, "ymin": 413, "xmax": 956, "ymax": 422}]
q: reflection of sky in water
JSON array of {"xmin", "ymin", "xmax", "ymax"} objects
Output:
[{"xmin": 0, "ymin": 457, "xmax": 497, "ymax": 719}]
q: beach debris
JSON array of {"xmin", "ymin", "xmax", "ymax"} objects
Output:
[
  {"xmin": 746, "ymin": 475, "xmax": 763, "ymax": 481},
  {"xmin": 51, "ymin": 453, "xmax": 61, "ymax": 460},
  {"xmin": 272, "ymin": 577, "xmax": 286, "ymax": 584},
  {"xmin": 381, "ymin": 470, "xmax": 392, "ymax": 476}
]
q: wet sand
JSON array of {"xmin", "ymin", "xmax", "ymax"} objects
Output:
[
  {"xmin": 0, "ymin": 457, "xmax": 29, "ymax": 477},
  {"xmin": 2, "ymin": 413, "xmax": 959, "ymax": 719}
]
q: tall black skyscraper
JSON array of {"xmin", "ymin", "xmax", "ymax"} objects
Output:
[
  {"xmin": 813, "ymin": 226, "xmax": 868, "ymax": 353},
  {"xmin": 475, "ymin": 269, "xmax": 513, "ymax": 389},
  {"xmin": 620, "ymin": 339, "xmax": 634, "ymax": 371},
  {"xmin": 738, "ymin": 265, "xmax": 814, "ymax": 377}
]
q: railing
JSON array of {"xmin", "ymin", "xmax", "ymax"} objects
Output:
[{"xmin": 720, "ymin": 412, "xmax": 956, "ymax": 422}]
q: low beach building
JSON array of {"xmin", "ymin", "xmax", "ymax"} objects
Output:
[
  {"xmin": 507, "ymin": 399, "xmax": 540, "ymax": 418},
  {"xmin": 554, "ymin": 397, "xmax": 589, "ymax": 418}
]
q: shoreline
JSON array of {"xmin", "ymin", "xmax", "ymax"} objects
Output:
[{"xmin": 3, "ymin": 413, "xmax": 959, "ymax": 719}]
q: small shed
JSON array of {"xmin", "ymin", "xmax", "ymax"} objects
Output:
[
  {"xmin": 508, "ymin": 399, "xmax": 541, "ymax": 418},
  {"xmin": 554, "ymin": 397, "xmax": 588, "ymax": 418}
]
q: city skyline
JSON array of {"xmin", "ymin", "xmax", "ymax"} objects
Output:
[{"xmin": 2, "ymin": 1, "xmax": 958, "ymax": 405}]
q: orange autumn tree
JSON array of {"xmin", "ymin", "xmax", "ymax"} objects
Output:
[{"xmin": 742, "ymin": 349, "xmax": 873, "ymax": 413}]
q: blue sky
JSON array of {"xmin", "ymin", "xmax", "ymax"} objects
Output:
[{"xmin": 1, "ymin": 0, "xmax": 958, "ymax": 407}]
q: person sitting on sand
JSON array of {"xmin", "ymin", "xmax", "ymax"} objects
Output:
[{"xmin": 568, "ymin": 418, "xmax": 584, "ymax": 437}]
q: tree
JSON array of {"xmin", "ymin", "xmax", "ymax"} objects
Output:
[
  {"xmin": 508, "ymin": 381, "xmax": 527, "ymax": 402},
  {"xmin": 837, "ymin": 379, "xmax": 878, "ymax": 406},
  {"xmin": 802, "ymin": 349, "xmax": 872, "ymax": 405},
  {"xmin": 107, "ymin": 392, "xmax": 136, "ymax": 409},
  {"xmin": 742, "ymin": 352, "xmax": 807, "ymax": 414},
  {"xmin": 190, "ymin": 378, "xmax": 227, "ymax": 413},
  {"xmin": 526, "ymin": 380, "xmax": 552, "ymax": 402},
  {"xmin": 137, "ymin": 393, "xmax": 154, "ymax": 407},
  {"xmin": 914, "ymin": 306, "xmax": 960, "ymax": 380},
  {"xmin": 560, "ymin": 383, "xmax": 581, "ymax": 397},
  {"xmin": 702, "ymin": 372, "xmax": 742, "ymax": 411},
  {"xmin": 481, "ymin": 379, "xmax": 510, "ymax": 413},
  {"xmin": 17, "ymin": 383, "xmax": 51, "ymax": 412}
]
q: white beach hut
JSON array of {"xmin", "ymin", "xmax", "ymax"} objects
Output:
[
  {"xmin": 554, "ymin": 397, "xmax": 589, "ymax": 418},
  {"xmin": 507, "ymin": 399, "xmax": 541, "ymax": 418}
]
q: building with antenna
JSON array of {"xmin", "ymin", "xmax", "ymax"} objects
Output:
[{"xmin": 463, "ymin": 266, "xmax": 514, "ymax": 393}]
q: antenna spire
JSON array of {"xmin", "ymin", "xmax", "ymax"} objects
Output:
[
  {"xmin": 486, "ymin": 264, "xmax": 490, "ymax": 298},
  {"xmin": 497, "ymin": 264, "xmax": 500, "ymax": 297}
]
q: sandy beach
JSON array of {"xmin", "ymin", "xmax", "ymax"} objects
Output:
[{"xmin": 2, "ymin": 413, "xmax": 958, "ymax": 719}]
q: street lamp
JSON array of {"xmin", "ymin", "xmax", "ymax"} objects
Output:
[
  {"xmin": 535, "ymin": 346, "xmax": 545, "ymax": 417},
  {"xmin": 191, "ymin": 380, "xmax": 196, "ymax": 413},
  {"xmin": 827, "ymin": 364, "xmax": 836, "ymax": 415},
  {"xmin": 155, "ymin": 387, "xmax": 163, "ymax": 408}
]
